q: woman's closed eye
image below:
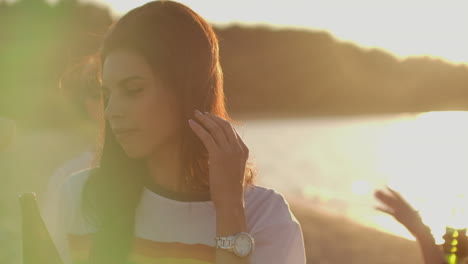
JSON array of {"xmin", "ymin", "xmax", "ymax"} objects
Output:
[{"xmin": 124, "ymin": 86, "xmax": 144, "ymax": 96}]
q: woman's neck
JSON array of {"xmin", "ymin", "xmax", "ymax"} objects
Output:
[
  {"xmin": 145, "ymin": 140, "xmax": 188, "ymax": 193},
  {"xmin": 145, "ymin": 138, "xmax": 207, "ymax": 197}
]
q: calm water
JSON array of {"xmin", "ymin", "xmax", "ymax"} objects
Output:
[{"xmin": 238, "ymin": 111, "xmax": 468, "ymax": 242}]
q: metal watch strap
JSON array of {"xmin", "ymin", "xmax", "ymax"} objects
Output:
[
  {"xmin": 215, "ymin": 235, "xmax": 235, "ymax": 250},
  {"xmin": 215, "ymin": 232, "xmax": 255, "ymax": 258}
]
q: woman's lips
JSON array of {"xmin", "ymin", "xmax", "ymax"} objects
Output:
[{"xmin": 113, "ymin": 129, "xmax": 138, "ymax": 140}]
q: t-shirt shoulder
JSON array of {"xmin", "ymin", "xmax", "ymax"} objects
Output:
[
  {"xmin": 60, "ymin": 167, "xmax": 96, "ymax": 234},
  {"xmin": 57, "ymin": 173, "xmax": 305, "ymax": 263},
  {"xmin": 65, "ymin": 167, "xmax": 94, "ymax": 190},
  {"xmin": 244, "ymin": 185, "xmax": 300, "ymax": 234},
  {"xmin": 48, "ymin": 168, "xmax": 97, "ymax": 264},
  {"xmin": 244, "ymin": 185, "xmax": 306, "ymax": 263},
  {"xmin": 61, "ymin": 170, "xmax": 300, "ymax": 235}
]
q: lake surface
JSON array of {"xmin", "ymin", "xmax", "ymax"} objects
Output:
[{"xmin": 238, "ymin": 111, "xmax": 468, "ymax": 242}]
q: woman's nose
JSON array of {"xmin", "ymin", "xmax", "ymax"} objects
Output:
[{"xmin": 104, "ymin": 95, "xmax": 124, "ymax": 120}]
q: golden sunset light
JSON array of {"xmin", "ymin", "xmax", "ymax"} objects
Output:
[
  {"xmin": 84, "ymin": 0, "xmax": 468, "ymax": 64},
  {"xmin": 376, "ymin": 111, "xmax": 468, "ymax": 242},
  {"xmin": 5, "ymin": 0, "xmax": 468, "ymax": 263}
]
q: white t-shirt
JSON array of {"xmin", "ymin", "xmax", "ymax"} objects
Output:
[
  {"xmin": 46, "ymin": 168, "xmax": 306, "ymax": 264},
  {"xmin": 40, "ymin": 148, "xmax": 95, "ymax": 235}
]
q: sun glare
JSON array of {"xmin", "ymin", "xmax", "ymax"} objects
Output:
[
  {"xmin": 376, "ymin": 111, "xmax": 468, "ymax": 242},
  {"xmin": 351, "ymin": 180, "xmax": 372, "ymax": 195},
  {"xmin": 94, "ymin": 0, "xmax": 468, "ymax": 64}
]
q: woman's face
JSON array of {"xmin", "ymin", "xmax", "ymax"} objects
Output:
[{"xmin": 102, "ymin": 49, "xmax": 183, "ymax": 159}]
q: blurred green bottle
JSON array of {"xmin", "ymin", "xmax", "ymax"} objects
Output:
[
  {"xmin": 19, "ymin": 192, "xmax": 64, "ymax": 264},
  {"xmin": 443, "ymin": 194, "xmax": 468, "ymax": 264},
  {"xmin": 443, "ymin": 227, "xmax": 463, "ymax": 264}
]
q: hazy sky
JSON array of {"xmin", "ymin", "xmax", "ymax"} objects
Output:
[{"xmin": 82, "ymin": 0, "xmax": 468, "ymax": 64}]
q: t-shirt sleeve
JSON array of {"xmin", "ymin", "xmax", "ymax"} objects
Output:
[
  {"xmin": 251, "ymin": 220, "xmax": 306, "ymax": 264},
  {"xmin": 40, "ymin": 149, "xmax": 94, "ymax": 222},
  {"xmin": 41, "ymin": 169, "xmax": 92, "ymax": 264},
  {"xmin": 40, "ymin": 165, "xmax": 69, "ymax": 233},
  {"xmin": 45, "ymin": 176, "xmax": 75, "ymax": 264}
]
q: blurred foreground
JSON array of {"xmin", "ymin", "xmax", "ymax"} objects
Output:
[{"xmin": 1, "ymin": 124, "xmax": 423, "ymax": 264}]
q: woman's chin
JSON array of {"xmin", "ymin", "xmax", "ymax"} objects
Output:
[{"xmin": 121, "ymin": 146, "xmax": 147, "ymax": 159}]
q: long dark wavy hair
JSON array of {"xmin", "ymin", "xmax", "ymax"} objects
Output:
[{"xmin": 81, "ymin": 1, "xmax": 257, "ymax": 263}]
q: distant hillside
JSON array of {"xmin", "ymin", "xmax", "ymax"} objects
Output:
[
  {"xmin": 1, "ymin": 0, "xmax": 468, "ymax": 125},
  {"xmin": 216, "ymin": 26, "xmax": 468, "ymax": 116}
]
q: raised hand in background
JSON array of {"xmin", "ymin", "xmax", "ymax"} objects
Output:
[{"xmin": 374, "ymin": 186, "xmax": 447, "ymax": 264}]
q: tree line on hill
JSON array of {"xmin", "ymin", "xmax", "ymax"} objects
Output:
[{"xmin": 1, "ymin": 0, "xmax": 467, "ymax": 126}]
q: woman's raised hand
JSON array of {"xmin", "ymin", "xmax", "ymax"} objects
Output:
[
  {"xmin": 188, "ymin": 110, "xmax": 249, "ymax": 209},
  {"xmin": 374, "ymin": 186, "xmax": 429, "ymax": 238},
  {"xmin": 375, "ymin": 188, "xmax": 448, "ymax": 264}
]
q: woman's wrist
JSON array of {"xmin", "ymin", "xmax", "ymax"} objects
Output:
[
  {"xmin": 411, "ymin": 223, "xmax": 435, "ymax": 241},
  {"xmin": 215, "ymin": 204, "xmax": 247, "ymax": 236},
  {"xmin": 212, "ymin": 184, "xmax": 244, "ymax": 209},
  {"xmin": 400, "ymin": 210, "xmax": 431, "ymax": 239}
]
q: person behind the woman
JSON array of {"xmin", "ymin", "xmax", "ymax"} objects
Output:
[
  {"xmin": 41, "ymin": 56, "xmax": 101, "ymax": 243},
  {"xmin": 48, "ymin": 1, "xmax": 306, "ymax": 264},
  {"xmin": 374, "ymin": 187, "xmax": 447, "ymax": 264}
]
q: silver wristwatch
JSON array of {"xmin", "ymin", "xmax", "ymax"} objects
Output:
[{"xmin": 215, "ymin": 232, "xmax": 255, "ymax": 257}]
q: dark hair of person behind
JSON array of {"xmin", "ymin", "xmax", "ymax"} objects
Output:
[
  {"xmin": 81, "ymin": 1, "xmax": 257, "ymax": 263},
  {"xmin": 59, "ymin": 56, "xmax": 100, "ymax": 117}
]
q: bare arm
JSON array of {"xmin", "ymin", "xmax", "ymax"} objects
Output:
[
  {"xmin": 189, "ymin": 110, "xmax": 252, "ymax": 263},
  {"xmin": 412, "ymin": 224, "xmax": 447, "ymax": 264},
  {"xmin": 375, "ymin": 187, "xmax": 446, "ymax": 264},
  {"xmin": 215, "ymin": 205, "xmax": 250, "ymax": 264}
]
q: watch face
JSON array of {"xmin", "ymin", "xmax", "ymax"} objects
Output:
[{"xmin": 234, "ymin": 233, "xmax": 254, "ymax": 257}]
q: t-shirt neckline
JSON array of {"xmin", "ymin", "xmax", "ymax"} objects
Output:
[{"xmin": 141, "ymin": 183, "xmax": 213, "ymax": 204}]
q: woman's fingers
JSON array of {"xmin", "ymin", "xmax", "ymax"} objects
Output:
[
  {"xmin": 385, "ymin": 185, "xmax": 406, "ymax": 203},
  {"xmin": 204, "ymin": 112, "xmax": 238, "ymax": 145},
  {"xmin": 204, "ymin": 113, "xmax": 248, "ymax": 156},
  {"xmin": 234, "ymin": 129, "xmax": 249, "ymax": 157},
  {"xmin": 375, "ymin": 205, "xmax": 395, "ymax": 216},
  {"xmin": 192, "ymin": 110, "xmax": 249, "ymax": 162},
  {"xmin": 384, "ymin": 186, "xmax": 418, "ymax": 213},
  {"xmin": 374, "ymin": 189, "xmax": 399, "ymax": 209},
  {"xmin": 193, "ymin": 110, "xmax": 228, "ymax": 148},
  {"xmin": 188, "ymin": 119, "xmax": 218, "ymax": 152}
]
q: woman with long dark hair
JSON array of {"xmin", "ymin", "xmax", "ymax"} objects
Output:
[{"xmin": 49, "ymin": 1, "xmax": 306, "ymax": 263}]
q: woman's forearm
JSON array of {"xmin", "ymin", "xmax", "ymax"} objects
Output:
[
  {"xmin": 215, "ymin": 205, "xmax": 251, "ymax": 264},
  {"xmin": 414, "ymin": 228, "xmax": 446, "ymax": 264}
]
